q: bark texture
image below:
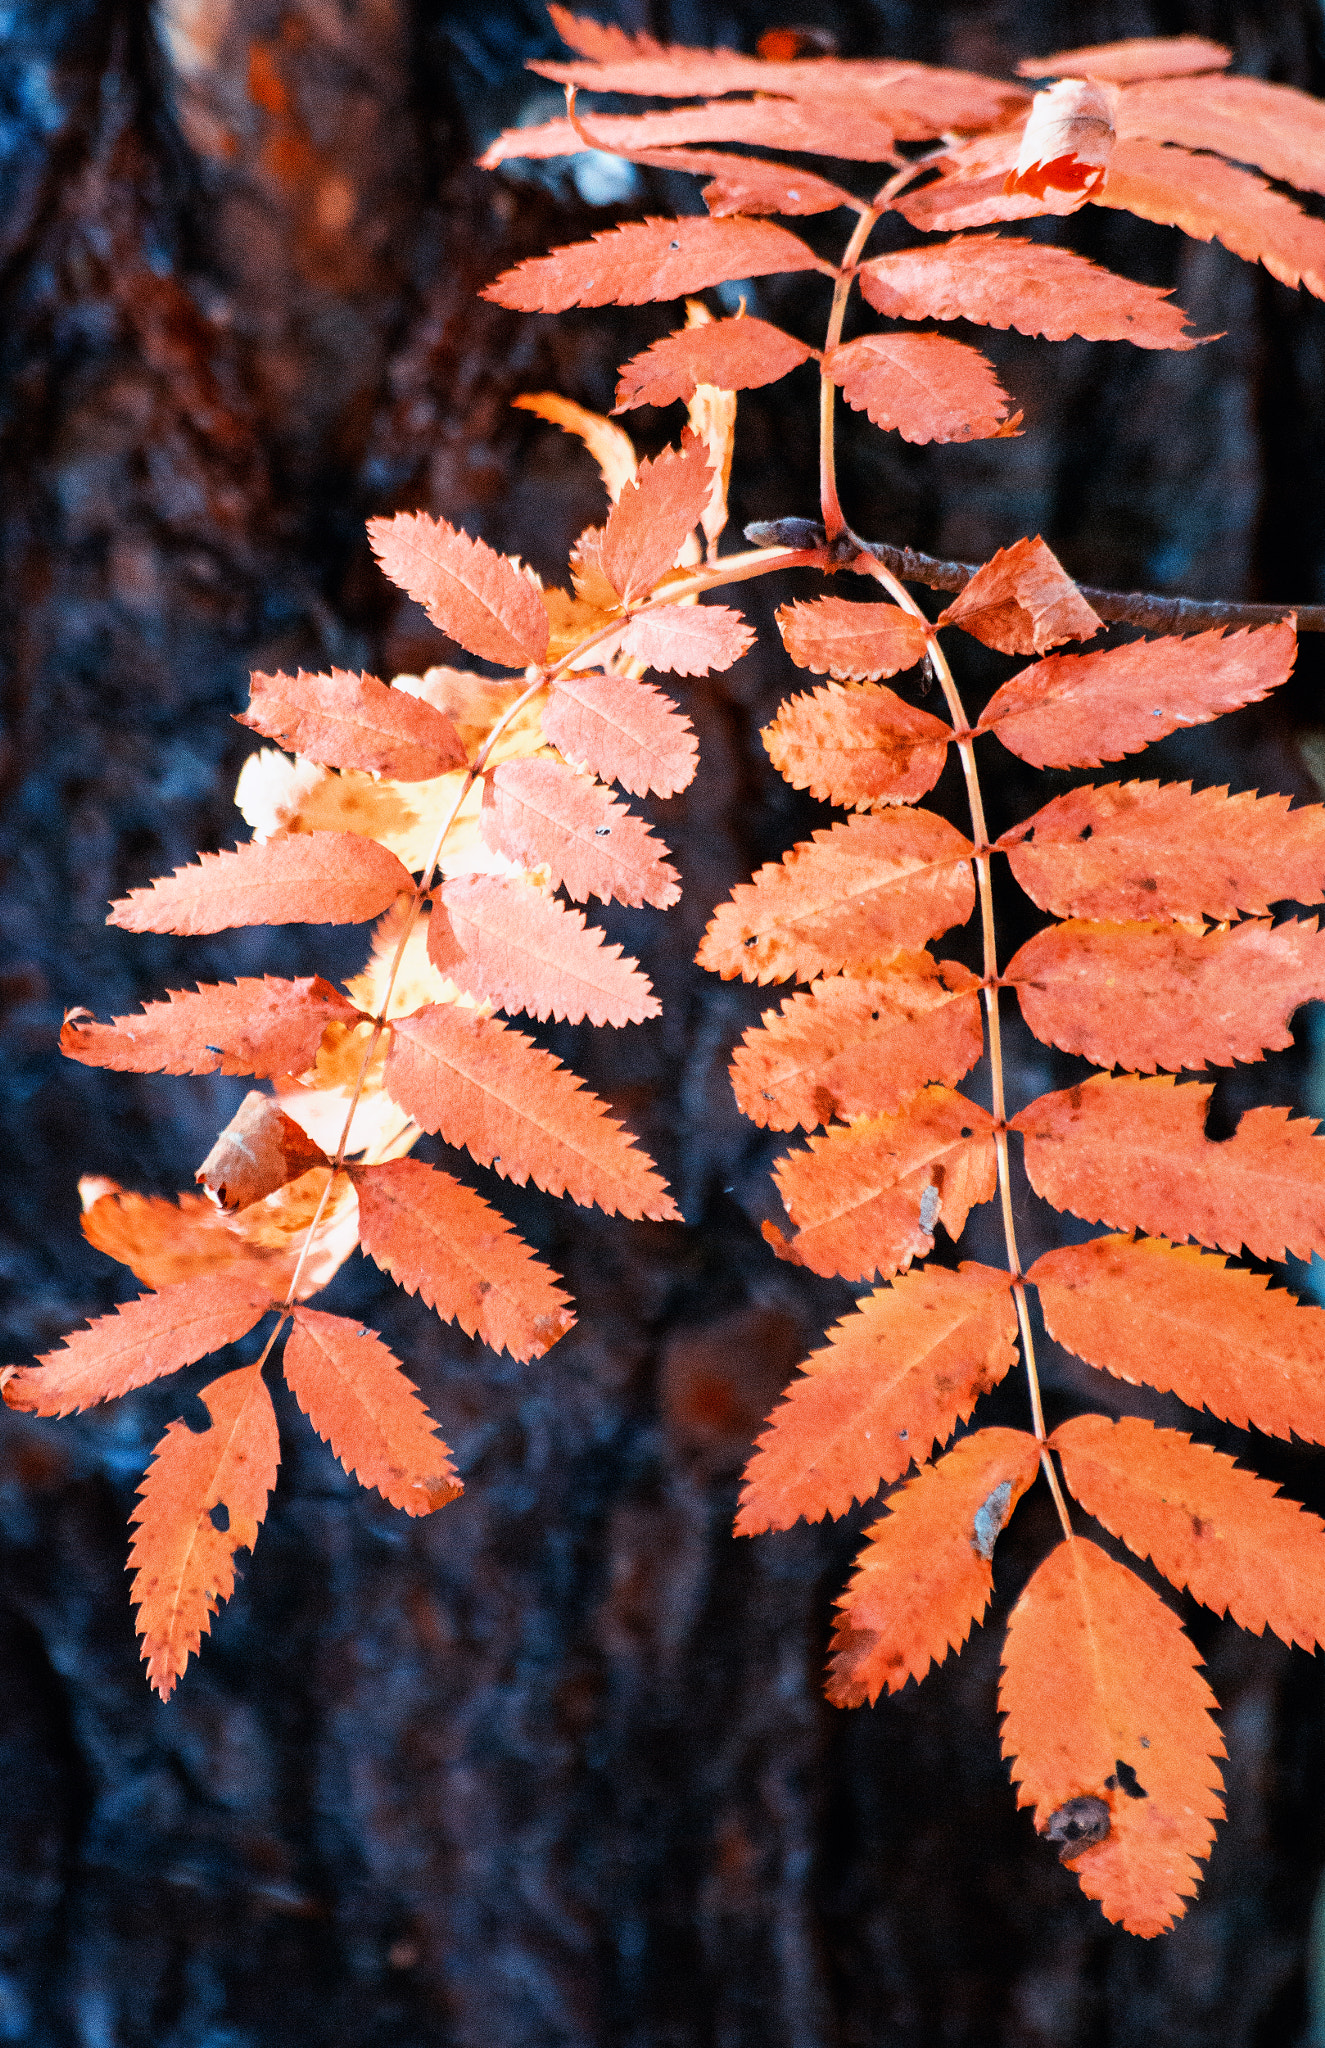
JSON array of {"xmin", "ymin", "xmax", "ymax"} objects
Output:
[{"xmin": 3, "ymin": 2, "xmax": 1325, "ymax": 2042}]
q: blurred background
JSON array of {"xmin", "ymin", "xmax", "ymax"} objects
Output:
[{"xmin": 3, "ymin": 1, "xmax": 1325, "ymax": 2041}]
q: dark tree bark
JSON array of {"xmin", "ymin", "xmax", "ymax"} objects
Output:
[{"xmin": 2, "ymin": 2, "xmax": 1325, "ymax": 2042}]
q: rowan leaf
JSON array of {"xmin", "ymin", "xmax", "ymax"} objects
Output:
[
  {"xmin": 1098, "ymin": 140, "xmax": 1325, "ymax": 302},
  {"xmin": 737, "ymin": 1264, "xmax": 1020, "ymax": 1532},
  {"xmin": 353, "ymin": 1157, "xmax": 575, "ymax": 1361},
  {"xmin": 1013, "ymin": 1073, "xmax": 1325, "ymax": 1261},
  {"xmin": 1053, "ymin": 1414, "xmax": 1325, "ymax": 1651},
  {"xmin": 366, "ymin": 513, "xmax": 550, "ymax": 667},
  {"xmin": 769, "ymin": 1086, "xmax": 997, "ymax": 1281},
  {"xmin": 61, "ymin": 975, "xmax": 365, "ymax": 1079},
  {"xmin": 999, "ymin": 781, "xmax": 1325, "ymax": 922},
  {"xmin": 1117, "ymin": 74, "xmax": 1325, "ymax": 200},
  {"xmin": 540, "ymin": 673, "xmax": 697, "ymax": 798},
  {"xmin": 613, "ymin": 601, "xmax": 753, "ymax": 676},
  {"xmin": 238, "ymin": 669, "xmax": 466, "ymax": 780},
  {"xmin": 1017, "ymin": 36, "xmax": 1231, "ymax": 82},
  {"xmin": 437, "ymin": 873, "xmax": 659, "ymax": 1026},
  {"xmin": 1000, "ymin": 1538, "xmax": 1224, "ymax": 1937},
  {"xmin": 895, "ymin": 131, "xmax": 1052, "ymax": 235},
  {"xmin": 1006, "ymin": 77, "xmax": 1116, "ymax": 205},
  {"xmin": 730, "ymin": 958, "xmax": 982, "ymax": 1131},
  {"xmin": 826, "ymin": 1427, "xmax": 1041, "ymax": 1702},
  {"xmin": 697, "ymin": 809, "xmax": 975, "ymax": 984},
  {"xmin": 283, "ymin": 1308, "xmax": 461, "ymax": 1515},
  {"xmin": 937, "ymin": 536, "xmax": 1102, "ymax": 655},
  {"xmin": 512, "ymin": 392, "xmax": 637, "ymax": 501},
  {"xmin": 107, "ymin": 832, "xmax": 412, "ymax": 935},
  {"xmin": 859, "ymin": 234, "xmax": 1203, "ymax": 349},
  {"xmin": 651, "ymin": 150, "xmax": 857, "ymax": 218},
  {"xmin": 977, "ymin": 621, "xmax": 1297, "ymax": 767},
  {"xmin": 384, "ymin": 1004, "xmax": 680, "ymax": 1219},
  {"xmin": 482, "ymin": 216, "xmax": 826, "ymax": 313},
  {"xmin": 79, "ymin": 1182, "xmax": 285, "ymax": 1290},
  {"xmin": 4, "ymin": 1275, "xmax": 274, "ymax": 1418},
  {"xmin": 614, "ymin": 316, "xmax": 815, "ymax": 412},
  {"xmin": 1006, "ymin": 917, "xmax": 1325, "ymax": 1072},
  {"xmin": 129, "ymin": 1365, "xmax": 280, "ymax": 1700},
  {"xmin": 776, "ymin": 596, "xmax": 930, "ymax": 682},
  {"xmin": 588, "ymin": 436, "xmax": 712, "ymax": 602},
  {"xmin": 481, "ymin": 759, "xmax": 680, "ymax": 909},
  {"xmin": 196, "ymin": 1093, "xmax": 329, "ymax": 1211},
  {"xmin": 1028, "ymin": 1234, "xmax": 1325, "ymax": 1443},
  {"xmin": 481, "ymin": 98, "xmax": 900, "ymax": 168},
  {"xmin": 827, "ymin": 333, "xmax": 1019, "ymax": 445},
  {"xmin": 763, "ymin": 682, "xmax": 952, "ymax": 808}
]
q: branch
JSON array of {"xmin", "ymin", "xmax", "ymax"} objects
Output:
[{"xmin": 744, "ymin": 521, "xmax": 1325, "ymax": 634}]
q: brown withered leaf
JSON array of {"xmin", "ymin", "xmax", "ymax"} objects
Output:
[
  {"xmin": 196, "ymin": 1092, "xmax": 330, "ymax": 1211},
  {"xmin": 938, "ymin": 536, "xmax": 1102, "ymax": 654}
]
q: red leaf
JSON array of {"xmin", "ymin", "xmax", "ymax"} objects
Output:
[
  {"xmin": 480, "ymin": 99, "xmax": 900, "ymax": 168},
  {"xmin": 4, "ymin": 1275, "xmax": 274, "ymax": 1418},
  {"xmin": 614, "ymin": 601, "xmax": 753, "ymax": 675},
  {"xmin": 1013, "ymin": 1073, "xmax": 1325, "ymax": 1261},
  {"xmin": 644, "ymin": 150, "xmax": 856, "ymax": 217},
  {"xmin": 697, "ymin": 809, "xmax": 975, "ymax": 984},
  {"xmin": 107, "ymin": 833, "xmax": 413, "ymax": 935},
  {"xmin": 1118, "ymin": 75, "xmax": 1325, "ymax": 201},
  {"xmin": 1098, "ymin": 140, "xmax": 1325, "ymax": 301},
  {"xmin": 541, "ymin": 673, "xmax": 697, "ymax": 797},
  {"xmin": 776, "ymin": 596, "xmax": 930, "ymax": 681},
  {"xmin": 1005, "ymin": 917, "xmax": 1325, "ymax": 1072},
  {"xmin": 366, "ymin": 513, "xmax": 550, "ymax": 667},
  {"xmin": 827, "ymin": 1427, "xmax": 1041, "ymax": 1702},
  {"xmin": 60, "ymin": 975, "xmax": 365, "ymax": 1078},
  {"xmin": 763, "ymin": 682, "xmax": 952, "ymax": 808},
  {"xmin": 1000, "ymin": 1538, "xmax": 1224, "ymax": 1936},
  {"xmin": 595, "ymin": 436, "xmax": 712, "ymax": 601},
  {"xmin": 614, "ymin": 315, "xmax": 815, "ymax": 412},
  {"xmin": 546, "ymin": 5, "xmax": 659, "ymax": 61},
  {"xmin": 129, "ymin": 1365, "xmax": 280, "ymax": 1699},
  {"xmin": 998, "ymin": 781, "xmax": 1325, "ymax": 923},
  {"xmin": 827, "ymin": 333, "xmax": 1019, "ymax": 444},
  {"xmin": 483, "ymin": 216, "xmax": 825, "ymax": 312},
  {"xmin": 859, "ymin": 234, "xmax": 1203, "ymax": 349},
  {"xmin": 737, "ymin": 1264, "xmax": 1019, "ymax": 1531},
  {"xmin": 238, "ymin": 668, "xmax": 466, "ymax": 780},
  {"xmin": 769, "ymin": 1086, "xmax": 997, "ymax": 1281},
  {"xmin": 978, "ymin": 621, "xmax": 1296, "ymax": 766},
  {"xmin": 284, "ymin": 1308, "xmax": 461, "ymax": 1514},
  {"xmin": 937, "ymin": 536, "xmax": 1102, "ymax": 654},
  {"xmin": 353, "ymin": 1157, "xmax": 575, "ymax": 1360},
  {"xmin": 1017, "ymin": 36, "xmax": 1230, "ymax": 83},
  {"xmin": 1028, "ymin": 1234, "xmax": 1325, "ymax": 1443},
  {"xmin": 729, "ymin": 957, "xmax": 983, "ymax": 1129},
  {"xmin": 384, "ymin": 1004, "xmax": 680, "ymax": 1219},
  {"xmin": 1006, "ymin": 77, "xmax": 1116, "ymax": 205},
  {"xmin": 895, "ymin": 131, "xmax": 1052, "ymax": 235},
  {"xmin": 481, "ymin": 758, "xmax": 680, "ymax": 909},
  {"xmin": 437, "ymin": 874, "xmax": 659, "ymax": 1026}
]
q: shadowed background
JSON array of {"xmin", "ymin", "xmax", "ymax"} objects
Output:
[{"xmin": 3, "ymin": 1, "xmax": 1325, "ymax": 2042}]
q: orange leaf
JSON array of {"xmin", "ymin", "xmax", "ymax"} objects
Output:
[
  {"xmin": 238, "ymin": 668, "xmax": 466, "ymax": 780},
  {"xmin": 860, "ymin": 232, "xmax": 1202, "ymax": 348},
  {"xmin": 595, "ymin": 436, "xmax": 712, "ymax": 601},
  {"xmin": 481, "ymin": 759, "xmax": 680, "ymax": 909},
  {"xmin": 481, "ymin": 99, "xmax": 900, "ymax": 168},
  {"xmin": 614, "ymin": 315, "xmax": 815, "ymax": 412},
  {"xmin": 541, "ymin": 673, "xmax": 697, "ymax": 797},
  {"xmin": 1017, "ymin": 36, "xmax": 1230, "ymax": 82},
  {"xmin": 1029, "ymin": 1234, "xmax": 1325, "ymax": 1443},
  {"xmin": 512, "ymin": 392, "xmax": 638, "ymax": 502},
  {"xmin": 129, "ymin": 1365, "xmax": 280, "ymax": 1700},
  {"xmin": 697, "ymin": 809, "xmax": 975, "ymax": 984},
  {"xmin": 895, "ymin": 131, "xmax": 1051, "ymax": 235},
  {"xmin": 937, "ymin": 536, "xmax": 1102, "ymax": 654},
  {"xmin": 4, "ymin": 1275, "xmax": 274, "ymax": 1418},
  {"xmin": 999, "ymin": 780, "xmax": 1325, "ymax": 922},
  {"xmin": 283, "ymin": 1308, "xmax": 461, "ymax": 1514},
  {"xmin": 1053, "ymin": 1414, "xmax": 1325, "ymax": 1651},
  {"xmin": 614, "ymin": 601, "xmax": 753, "ymax": 675},
  {"xmin": 1005, "ymin": 77, "xmax": 1116, "ymax": 205},
  {"xmin": 384, "ymin": 1004, "xmax": 680, "ymax": 1219},
  {"xmin": 776, "ymin": 595, "xmax": 930, "ymax": 682},
  {"xmin": 107, "ymin": 832, "xmax": 412, "ymax": 935},
  {"xmin": 729, "ymin": 958, "xmax": 983, "ymax": 1129},
  {"xmin": 827, "ymin": 1427, "xmax": 1041, "ymax": 1702},
  {"xmin": 353, "ymin": 1157, "xmax": 575, "ymax": 1361},
  {"xmin": 437, "ymin": 874, "xmax": 659, "ymax": 1026},
  {"xmin": 1013, "ymin": 1073, "xmax": 1325, "ymax": 1260},
  {"xmin": 737, "ymin": 1264, "xmax": 1019, "ymax": 1532},
  {"xmin": 663, "ymin": 151, "xmax": 857, "ymax": 218},
  {"xmin": 763, "ymin": 682, "xmax": 952, "ymax": 808},
  {"xmin": 482, "ymin": 216, "xmax": 825, "ymax": 312},
  {"xmin": 366, "ymin": 513, "xmax": 550, "ymax": 666},
  {"xmin": 769, "ymin": 1086, "xmax": 996, "ymax": 1281},
  {"xmin": 1000, "ymin": 1538, "xmax": 1224, "ymax": 1937},
  {"xmin": 1005, "ymin": 917, "xmax": 1325, "ymax": 1072},
  {"xmin": 60, "ymin": 975, "xmax": 364, "ymax": 1079},
  {"xmin": 977, "ymin": 621, "xmax": 1296, "ymax": 767},
  {"xmin": 827, "ymin": 333, "xmax": 1018, "ymax": 444},
  {"xmin": 1117, "ymin": 74, "xmax": 1325, "ymax": 199},
  {"xmin": 1098, "ymin": 140, "xmax": 1325, "ymax": 301},
  {"xmin": 79, "ymin": 1182, "xmax": 285, "ymax": 1290}
]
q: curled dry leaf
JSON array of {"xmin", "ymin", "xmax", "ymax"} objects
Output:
[
  {"xmin": 284, "ymin": 1308, "xmax": 461, "ymax": 1514},
  {"xmin": 736, "ymin": 1263, "xmax": 1019, "ymax": 1530},
  {"xmin": 615, "ymin": 314, "xmax": 815, "ymax": 413},
  {"xmin": 541, "ymin": 673, "xmax": 697, "ymax": 798},
  {"xmin": 1005, "ymin": 77, "xmax": 1117, "ymax": 205},
  {"xmin": 196, "ymin": 1092, "xmax": 329, "ymax": 1211},
  {"xmin": 776, "ymin": 596, "xmax": 930, "ymax": 682},
  {"xmin": 482, "ymin": 759, "xmax": 680, "ymax": 909},
  {"xmin": 239, "ymin": 668, "xmax": 466, "ymax": 781},
  {"xmin": 438, "ymin": 873, "xmax": 659, "ymax": 1027},
  {"xmin": 937, "ymin": 536, "xmax": 1102, "ymax": 655},
  {"xmin": 367, "ymin": 513, "xmax": 550, "ymax": 667},
  {"xmin": 108, "ymin": 832, "xmax": 413, "ymax": 936},
  {"xmin": 764, "ymin": 681, "xmax": 953, "ymax": 808},
  {"xmin": 511, "ymin": 391, "xmax": 637, "ymax": 502},
  {"xmin": 483, "ymin": 216, "xmax": 827, "ymax": 313},
  {"xmin": 827, "ymin": 332, "xmax": 1019, "ymax": 445},
  {"xmin": 61, "ymin": 975, "xmax": 365, "ymax": 1080}
]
